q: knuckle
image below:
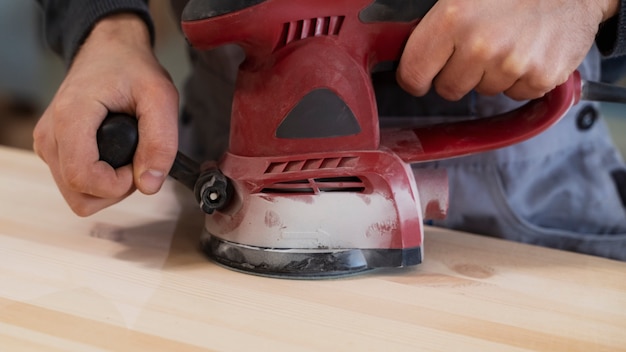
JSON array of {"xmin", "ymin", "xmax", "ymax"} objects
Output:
[
  {"xmin": 70, "ymin": 203, "xmax": 97, "ymax": 217},
  {"xmin": 49, "ymin": 97, "xmax": 76, "ymax": 117},
  {"xmin": 146, "ymin": 146, "xmax": 175, "ymax": 167},
  {"xmin": 435, "ymin": 82, "xmax": 465, "ymax": 101},
  {"xmin": 63, "ymin": 167, "xmax": 89, "ymax": 192},
  {"xmin": 32, "ymin": 125, "xmax": 47, "ymax": 156},
  {"xmin": 141, "ymin": 125, "xmax": 178, "ymax": 153},
  {"xmin": 505, "ymin": 84, "xmax": 544, "ymax": 101},
  {"xmin": 135, "ymin": 137, "xmax": 178, "ymax": 172},
  {"xmin": 396, "ymin": 66, "xmax": 431, "ymax": 96},
  {"xmin": 466, "ymin": 36, "xmax": 495, "ymax": 62},
  {"xmin": 500, "ymin": 56, "xmax": 526, "ymax": 79},
  {"xmin": 151, "ymin": 145, "xmax": 178, "ymax": 169},
  {"xmin": 141, "ymin": 75, "xmax": 178, "ymax": 99},
  {"xmin": 527, "ymin": 75, "xmax": 555, "ymax": 94},
  {"xmin": 524, "ymin": 64, "xmax": 562, "ymax": 93},
  {"xmin": 32, "ymin": 128, "xmax": 43, "ymax": 146},
  {"xmin": 440, "ymin": 1, "xmax": 470, "ymax": 26},
  {"xmin": 60, "ymin": 191, "xmax": 100, "ymax": 217}
]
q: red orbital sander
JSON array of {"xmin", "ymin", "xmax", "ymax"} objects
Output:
[{"xmin": 98, "ymin": 0, "xmax": 604, "ymax": 278}]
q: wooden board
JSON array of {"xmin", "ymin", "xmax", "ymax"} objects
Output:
[{"xmin": 1, "ymin": 145, "xmax": 625, "ymax": 351}]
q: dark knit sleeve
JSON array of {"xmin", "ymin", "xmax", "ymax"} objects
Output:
[
  {"xmin": 596, "ymin": 0, "xmax": 626, "ymax": 57},
  {"xmin": 36, "ymin": 0, "xmax": 155, "ymax": 64}
]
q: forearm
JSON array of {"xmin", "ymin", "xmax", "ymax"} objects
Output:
[
  {"xmin": 36, "ymin": 0, "xmax": 154, "ymax": 64},
  {"xmin": 597, "ymin": 0, "xmax": 626, "ymax": 57}
]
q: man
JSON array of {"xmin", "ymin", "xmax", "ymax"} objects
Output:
[{"xmin": 35, "ymin": 0, "xmax": 626, "ymax": 259}]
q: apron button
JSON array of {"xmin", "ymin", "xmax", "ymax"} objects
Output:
[{"xmin": 576, "ymin": 105, "xmax": 598, "ymax": 131}]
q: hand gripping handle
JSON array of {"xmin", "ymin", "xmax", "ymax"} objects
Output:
[
  {"xmin": 96, "ymin": 113, "xmax": 201, "ymax": 191},
  {"xmin": 96, "ymin": 114, "xmax": 233, "ymax": 214}
]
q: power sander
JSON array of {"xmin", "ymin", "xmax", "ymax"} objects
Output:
[{"xmin": 97, "ymin": 0, "xmax": 626, "ymax": 278}]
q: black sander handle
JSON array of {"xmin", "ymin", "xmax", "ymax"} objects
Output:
[
  {"xmin": 97, "ymin": 113, "xmax": 139, "ymax": 169},
  {"xmin": 96, "ymin": 113, "xmax": 200, "ymax": 191}
]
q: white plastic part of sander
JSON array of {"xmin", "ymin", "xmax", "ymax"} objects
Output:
[{"xmin": 200, "ymin": 149, "xmax": 448, "ymax": 278}]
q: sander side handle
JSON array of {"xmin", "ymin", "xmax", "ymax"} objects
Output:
[
  {"xmin": 96, "ymin": 113, "xmax": 232, "ymax": 214},
  {"xmin": 382, "ymin": 72, "xmax": 582, "ymax": 163},
  {"xmin": 96, "ymin": 113, "xmax": 200, "ymax": 191},
  {"xmin": 385, "ymin": 71, "xmax": 626, "ymax": 164}
]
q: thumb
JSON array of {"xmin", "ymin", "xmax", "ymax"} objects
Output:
[{"xmin": 133, "ymin": 84, "xmax": 179, "ymax": 195}]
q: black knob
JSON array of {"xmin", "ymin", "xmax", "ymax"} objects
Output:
[{"xmin": 96, "ymin": 113, "xmax": 139, "ymax": 168}]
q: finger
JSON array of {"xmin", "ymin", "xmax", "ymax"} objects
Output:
[
  {"xmin": 475, "ymin": 71, "xmax": 519, "ymax": 97},
  {"xmin": 503, "ymin": 63, "xmax": 568, "ymax": 101},
  {"xmin": 133, "ymin": 81, "xmax": 179, "ymax": 195},
  {"xmin": 432, "ymin": 49, "xmax": 485, "ymax": 101},
  {"xmin": 396, "ymin": 7, "xmax": 455, "ymax": 97},
  {"xmin": 504, "ymin": 80, "xmax": 551, "ymax": 101},
  {"xmin": 474, "ymin": 56, "xmax": 526, "ymax": 96},
  {"xmin": 32, "ymin": 111, "xmax": 54, "ymax": 162},
  {"xmin": 55, "ymin": 103, "xmax": 135, "ymax": 198},
  {"xmin": 476, "ymin": 45, "xmax": 541, "ymax": 98},
  {"xmin": 55, "ymin": 175, "xmax": 136, "ymax": 217},
  {"xmin": 40, "ymin": 131, "xmax": 135, "ymax": 216}
]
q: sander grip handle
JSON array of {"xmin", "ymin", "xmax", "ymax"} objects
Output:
[
  {"xmin": 96, "ymin": 113, "xmax": 200, "ymax": 191},
  {"xmin": 96, "ymin": 113, "xmax": 233, "ymax": 214},
  {"xmin": 383, "ymin": 72, "xmax": 583, "ymax": 163},
  {"xmin": 97, "ymin": 113, "xmax": 139, "ymax": 169}
]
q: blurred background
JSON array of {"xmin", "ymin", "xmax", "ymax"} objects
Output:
[
  {"xmin": 1, "ymin": 1, "xmax": 625, "ymax": 156},
  {"xmin": 0, "ymin": 1, "xmax": 190, "ymax": 150}
]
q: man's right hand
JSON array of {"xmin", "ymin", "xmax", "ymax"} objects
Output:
[{"xmin": 33, "ymin": 13, "xmax": 179, "ymax": 216}]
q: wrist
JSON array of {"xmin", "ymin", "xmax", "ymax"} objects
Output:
[{"xmin": 84, "ymin": 13, "xmax": 152, "ymax": 52}]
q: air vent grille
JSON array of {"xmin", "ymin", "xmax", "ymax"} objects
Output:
[
  {"xmin": 261, "ymin": 176, "xmax": 365, "ymax": 194},
  {"xmin": 278, "ymin": 16, "xmax": 345, "ymax": 48},
  {"xmin": 264, "ymin": 156, "xmax": 358, "ymax": 174}
]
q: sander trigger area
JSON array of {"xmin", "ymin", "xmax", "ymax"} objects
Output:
[{"xmin": 97, "ymin": 0, "xmax": 626, "ymax": 279}]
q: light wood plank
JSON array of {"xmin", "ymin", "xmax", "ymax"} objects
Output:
[{"xmin": 1, "ymin": 145, "xmax": 625, "ymax": 351}]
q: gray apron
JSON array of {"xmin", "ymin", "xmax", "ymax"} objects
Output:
[{"xmin": 423, "ymin": 48, "xmax": 626, "ymax": 260}]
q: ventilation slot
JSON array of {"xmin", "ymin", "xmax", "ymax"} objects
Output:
[
  {"xmin": 265, "ymin": 156, "xmax": 358, "ymax": 174},
  {"xmin": 278, "ymin": 16, "xmax": 345, "ymax": 48},
  {"xmin": 316, "ymin": 176, "xmax": 365, "ymax": 193},
  {"xmin": 261, "ymin": 176, "xmax": 365, "ymax": 194}
]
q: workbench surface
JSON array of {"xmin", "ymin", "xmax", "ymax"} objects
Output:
[{"xmin": 1, "ymin": 145, "xmax": 625, "ymax": 351}]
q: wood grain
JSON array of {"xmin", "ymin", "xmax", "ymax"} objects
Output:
[{"xmin": 1, "ymin": 145, "xmax": 625, "ymax": 351}]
